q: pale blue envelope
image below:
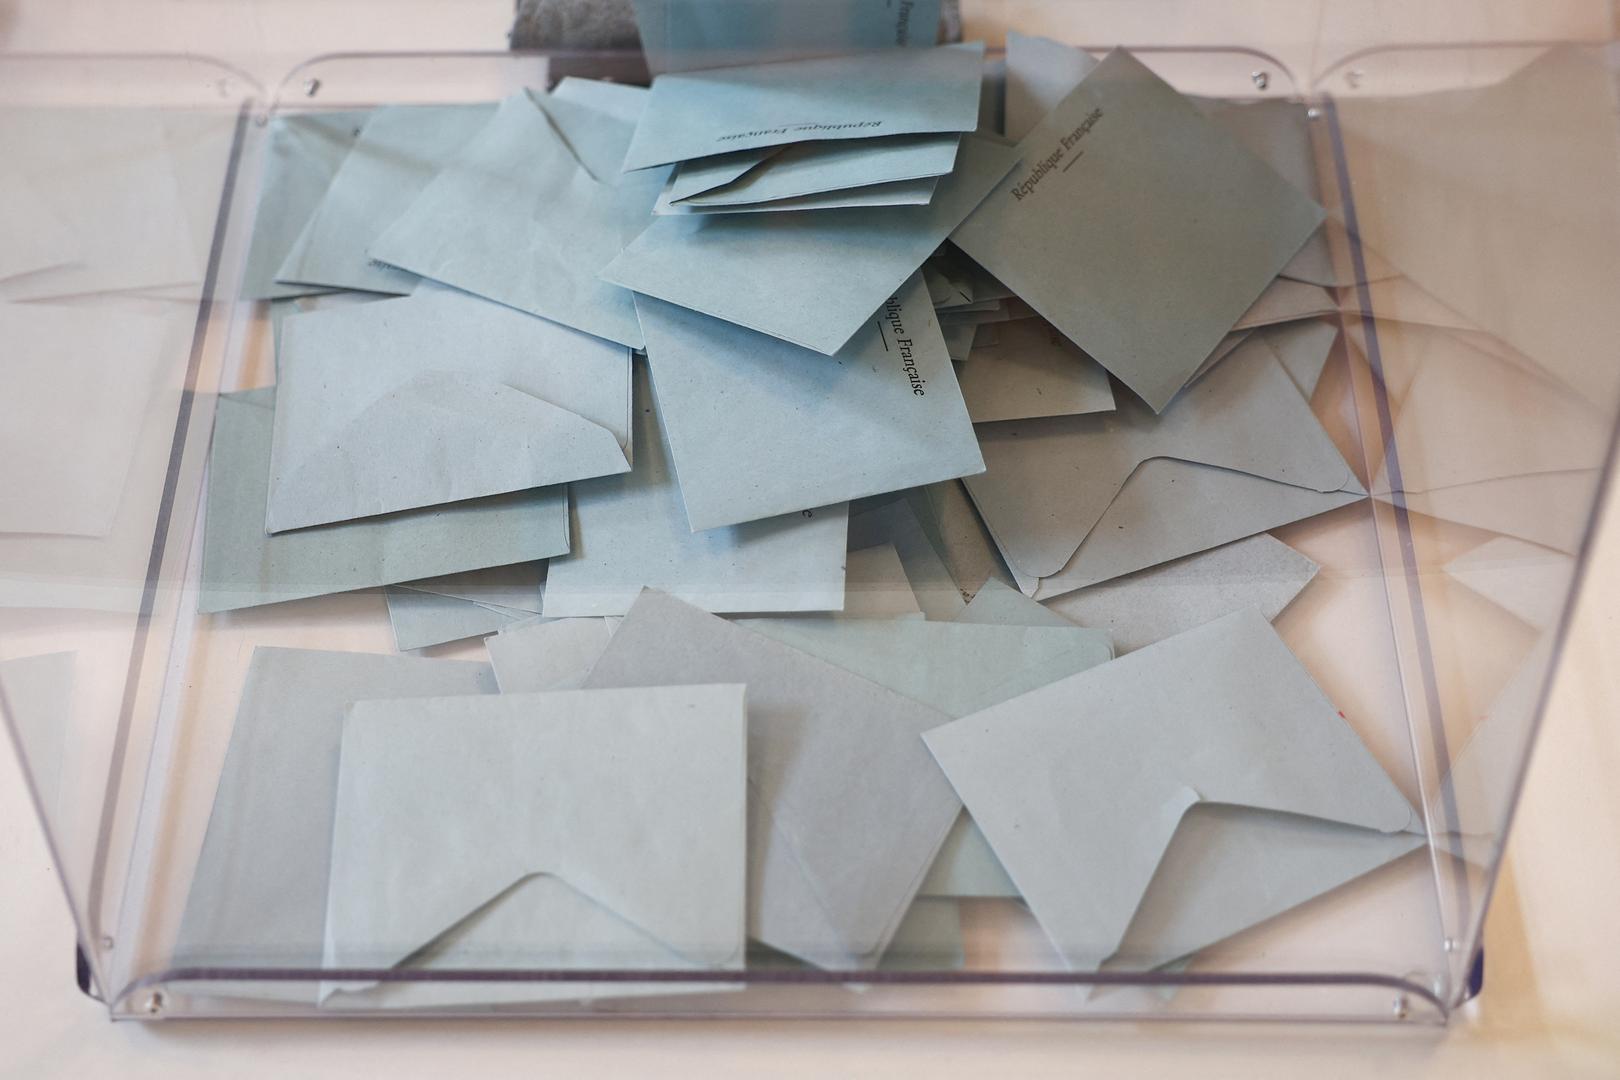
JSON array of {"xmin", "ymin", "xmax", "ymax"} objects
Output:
[
  {"xmin": 623, "ymin": 43, "xmax": 983, "ymax": 170},
  {"xmin": 602, "ymin": 134, "xmax": 1021, "ymax": 354}
]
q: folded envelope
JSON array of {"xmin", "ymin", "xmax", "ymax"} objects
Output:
[
  {"xmin": 1370, "ymin": 323, "xmax": 1608, "ymax": 555},
  {"xmin": 952, "ymin": 49, "xmax": 1323, "ymax": 412},
  {"xmin": 638, "ymin": 273, "xmax": 982, "ymax": 530},
  {"xmin": 1191, "ymin": 319, "xmax": 1336, "ymax": 398},
  {"xmin": 924, "ymin": 608, "xmax": 1421, "ymax": 972},
  {"xmin": 200, "ymin": 389, "xmax": 569, "ymax": 614},
  {"xmin": 966, "ymin": 332, "xmax": 1364, "ymax": 600},
  {"xmin": 905, "ymin": 481, "xmax": 1015, "ymax": 602},
  {"xmin": 668, "ymin": 175, "xmax": 942, "ymax": 213},
  {"xmin": 623, "ymin": 44, "xmax": 983, "ymax": 171},
  {"xmin": 241, "ymin": 110, "xmax": 368, "ymax": 300},
  {"xmin": 674, "ymin": 134, "xmax": 961, "ymax": 208},
  {"xmin": 173, "ymin": 647, "xmax": 498, "ymax": 1000},
  {"xmin": 1041, "ymin": 534, "xmax": 1319, "ymax": 653},
  {"xmin": 655, "ymin": 174, "xmax": 940, "ymax": 215},
  {"xmin": 543, "ymin": 358, "xmax": 848, "ymax": 616},
  {"xmin": 385, "ymin": 563, "xmax": 546, "ymax": 651},
  {"xmin": 738, "ymin": 614, "xmax": 1114, "ymax": 907},
  {"xmin": 604, "ymin": 134, "xmax": 1020, "ymax": 355},
  {"xmin": 1002, "ymin": 31, "xmax": 1100, "ymax": 141},
  {"xmin": 0, "ymin": 302, "xmax": 171, "ymax": 537},
  {"xmin": 956, "ymin": 317, "xmax": 1115, "ymax": 423},
  {"xmin": 667, "ymin": 146, "xmax": 785, "ymax": 202},
  {"xmin": 322, "ymin": 684, "xmax": 746, "ymax": 1005},
  {"xmin": 369, "ymin": 91, "xmax": 650, "ymax": 349},
  {"xmin": 487, "ymin": 617, "xmax": 619, "ymax": 693},
  {"xmin": 1002, "ymin": 35, "xmax": 1376, "ymax": 290},
  {"xmin": 736, "ymin": 541, "xmax": 928, "ymax": 623},
  {"xmin": 582, "ymin": 590, "xmax": 960, "ymax": 969},
  {"xmin": 632, "ymin": 0, "xmax": 941, "ymax": 76},
  {"xmin": 276, "ymin": 104, "xmax": 493, "ymax": 295},
  {"xmin": 847, "ymin": 497, "xmax": 969, "ymax": 620},
  {"xmin": 266, "ymin": 285, "xmax": 631, "ymax": 532}
]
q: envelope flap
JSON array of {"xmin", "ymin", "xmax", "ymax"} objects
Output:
[
  {"xmin": 268, "ymin": 371, "xmax": 628, "ymax": 532},
  {"xmin": 924, "ymin": 609, "xmax": 1416, "ymax": 971},
  {"xmin": 967, "ymin": 339, "xmax": 1352, "ymax": 579},
  {"xmin": 324, "ymin": 686, "xmax": 747, "ymax": 973}
]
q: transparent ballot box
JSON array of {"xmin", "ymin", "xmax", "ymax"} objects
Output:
[{"xmin": 2, "ymin": 5, "xmax": 1617, "ymax": 1024}]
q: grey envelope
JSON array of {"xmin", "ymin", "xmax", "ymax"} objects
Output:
[
  {"xmin": 200, "ymin": 389, "xmax": 569, "ymax": 614},
  {"xmin": 277, "ymin": 104, "xmax": 494, "ymax": 294},
  {"xmin": 639, "ymin": 272, "xmax": 982, "ymax": 531},
  {"xmin": 173, "ymin": 647, "xmax": 498, "ymax": 995},
  {"xmin": 602, "ymin": 134, "xmax": 1021, "ymax": 355},
  {"xmin": 623, "ymin": 44, "xmax": 983, "ymax": 170},
  {"xmin": 924, "ymin": 609, "xmax": 1420, "ymax": 972},
  {"xmin": 964, "ymin": 333, "xmax": 1363, "ymax": 599},
  {"xmin": 956, "ymin": 316, "xmax": 1115, "ymax": 423},
  {"xmin": 952, "ymin": 49, "xmax": 1323, "ymax": 411},
  {"xmin": 582, "ymin": 590, "xmax": 960, "ymax": 969}
]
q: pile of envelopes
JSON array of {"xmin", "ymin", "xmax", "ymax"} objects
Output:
[{"xmin": 179, "ymin": 34, "xmax": 1449, "ymax": 1005}]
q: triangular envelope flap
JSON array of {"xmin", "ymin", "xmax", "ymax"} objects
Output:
[
  {"xmin": 1030, "ymin": 458, "xmax": 1362, "ymax": 599},
  {"xmin": 967, "ymin": 340, "xmax": 1353, "ymax": 578},
  {"xmin": 582, "ymin": 590, "xmax": 959, "ymax": 963},
  {"xmin": 1232, "ymin": 278, "xmax": 1335, "ymax": 331},
  {"xmin": 274, "ymin": 372, "xmax": 627, "ymax": 530},
  {"xmin": 1376, "ymin": 326, "xmax": 1607, "ymax": 494},
  {"xmin": 325, "ymin": 687, "xmax": 745, "ymax": 972},
  {"xmin": 924, "ymin": 609, "xmax": 1415, "ymax": 969},
  {"xmin": 1259, "ymin": 319, "xmax": 1338, "ymax": 399}
]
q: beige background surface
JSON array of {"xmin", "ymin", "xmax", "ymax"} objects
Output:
[{"xmin": 3, "ymin": 1, "xmax": 1620, "ymax": 1075}]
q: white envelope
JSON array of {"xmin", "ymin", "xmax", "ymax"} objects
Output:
[
  {"xmin": 638, "ymin": 272, "xmax": 982, "ymax": 531},
  {"xmin": 543, "ymin": 359, "xmax": 849, "ymax": 617},
  {"xmin": 267, "ymin": 285, "xmax": 631, "ymax": 532},
  {"xmin": 924, "ymin": 609, "xmax": 1421, "ymax": 971},
  {"xmin": 582, "ymin": 590, "xmax": 960, "ymax": 969},
  {"xmin": 965, "ymin": 333, "xmax": 1364, "ymax": 599},
  {"xmin": 322, "ymin": 684, "xmax": 747, "ymax": 1006}
]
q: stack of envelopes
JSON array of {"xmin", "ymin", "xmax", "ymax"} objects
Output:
[{"xmin": 176, "ymin": 31, "xmax": 1456, "ymax": 1006}]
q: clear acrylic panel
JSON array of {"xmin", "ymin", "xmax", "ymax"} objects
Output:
[{"xmin": 2, "ymin": 4, "xmax": 1617, "ymax": 1025}]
